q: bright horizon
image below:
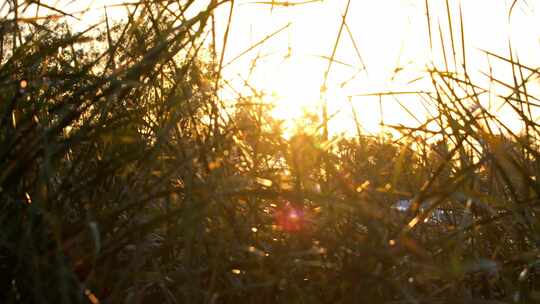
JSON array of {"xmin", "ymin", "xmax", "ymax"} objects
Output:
[
  {"xmin": 12, "ymin": 0, "xmax": 540, "ymax": 137},
  {"xmin": 217, "ymin": 0, "xmax": 540, "ymax": 136}
]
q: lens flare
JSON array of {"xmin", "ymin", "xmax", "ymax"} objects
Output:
[{"xmin": 275, "ymin": 203, "xmax": 306, "ymax": 232}]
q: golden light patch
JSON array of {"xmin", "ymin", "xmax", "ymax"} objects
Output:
[
  {"xmin": 255, "ymin": 177, "xmax": 273, "ymax": 187},
  {"xmin": 84, "ymin": 289, "xmax": 100, "ymax": 304},
  {"xmin": 355, "ymin": 180, "xmax": 370, "ymax": 193}
]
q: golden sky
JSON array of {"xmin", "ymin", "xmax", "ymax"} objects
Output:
[
  {"xmin": 12, "ymin": 0, "xmax": 540, "ymax": 136},
  {"xmin": 216, "ymin": 0, "xmax": 540, "ymax": 135}
]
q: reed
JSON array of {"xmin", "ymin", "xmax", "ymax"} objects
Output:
[{"xmin": 0, "ymin": 0, "xmax": 539, "ymax": 303}]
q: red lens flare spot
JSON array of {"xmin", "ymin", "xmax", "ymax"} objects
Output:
[
  {"xmin": 275, "ymin": 203, "xmax": 305, "ymax": 232},
  {"xmin": 289, "ymin": 210, "xmax": 299, "ymax": 219}
]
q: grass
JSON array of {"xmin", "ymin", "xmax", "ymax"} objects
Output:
[{"xmin": 1, "ymin": 0, "xmax": 540, "ymax": 303}]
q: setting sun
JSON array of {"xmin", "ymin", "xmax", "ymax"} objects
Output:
[
  {"xmin": 217, "ymin": 0, "xmax": 540, "ymax": 135},
  {"xmin": 20, "ymin": 0, "xmax": 540, "ymax": 135}
]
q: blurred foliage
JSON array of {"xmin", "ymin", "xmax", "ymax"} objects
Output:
[{"xmin": 1, "ymin": 0, "xmax": 540, "ymax": 303}]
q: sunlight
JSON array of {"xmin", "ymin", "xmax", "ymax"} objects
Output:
[
  {"xmin": 218, "ymin": 0, "xmax": 540, "ymax": 136},
  {"xmin": 264, "ymin": 57, "xmax": 322, "ymax": 121},
  {"xmin": 23, "ymin": 0, "xmax": 540, "ymax": 136},
  {"xmin": 218, "ymin": 0, "xmax": 433, "ymax": 134}
]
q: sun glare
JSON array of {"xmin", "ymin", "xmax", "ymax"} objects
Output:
[
  {"xmin": 218, "ymin": 0, "xmax": 540, "ymax": 136},
  {"xmin": 23, "ymin": 0, "xmax": 540, "ymax": 136}
]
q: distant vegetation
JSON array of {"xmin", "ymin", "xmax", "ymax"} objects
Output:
[{"xmin": 0, "ymin": 1, "xmax": 539, "ymax": 303}]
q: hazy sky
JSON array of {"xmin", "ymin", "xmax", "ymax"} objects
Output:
[
  {"xmin": 216, "ymin": 0, "xmax": 540, "ymax": 135},
  {"xmin": 12, "ymin": 0, "xmax": 540, "ymax": 135}
]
